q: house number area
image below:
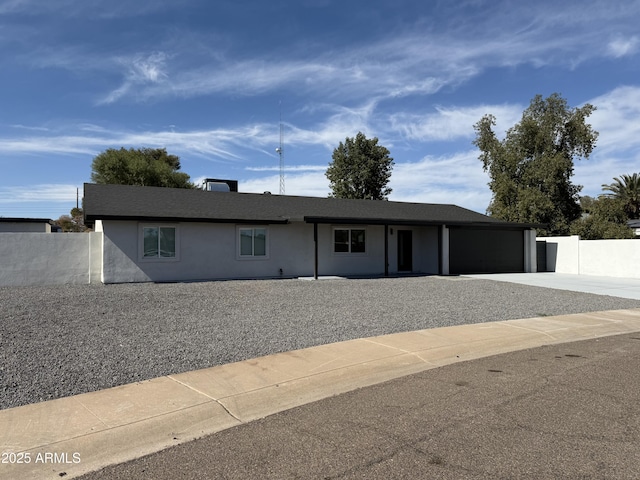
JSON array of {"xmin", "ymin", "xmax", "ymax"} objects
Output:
[{"xmin": 2, "ymin": 451, "xmax": 81, "ymax": 464}]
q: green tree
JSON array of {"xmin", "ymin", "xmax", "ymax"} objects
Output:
[
  {"xmin": 602, "ymin": 173, "xmax": 640, "ymax": 219},
  {"xmin": 90, "ymin": 147, "xmax": 194, "ymax": 188},
  {"xmin": 570, "ymin": 196, "xmax": 634, "ymax": 239},
  {"xmin": 473, "ymin": 93, "xmax": 598, "ymax": 236},
  {"xmin": 326, "ymin": 132, "xmax": 394, "ymax": 200},
  {"xmin": 579, "ymin": 195, "xmax": 596, "ymax": 214},
  {"xmin": 70, "ymin": 207, "xmax": 87, "ymax": 231},
  {"xmin": 54, "ymin": 207, "xmax": 86, "ymax": 232}
]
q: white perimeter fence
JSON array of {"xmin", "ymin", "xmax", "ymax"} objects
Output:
[
  {"xmin": 0, "ymin": 233, "xmax": 101, "ymax": 287},
  {"xmin": 538, "ymin": 235, "xmax": 640, "ymax": 279},
  {"xmin": 2, "ymin": 232, "xmax": 639, "ymax": 287}
]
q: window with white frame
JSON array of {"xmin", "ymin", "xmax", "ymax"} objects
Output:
[
  {"xmin": 142, "ymin": 226, "xmax": 177, "ymax": 259},
  {"xmin": 239, "ymin": 227, "xmax": 267, "ymax": 257},
  {"xmin": 334, "ymin": 228, "xmax": 366, "ymax": 253}
]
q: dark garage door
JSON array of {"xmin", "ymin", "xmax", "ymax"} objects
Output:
[{"xmin": 449, "ymin": 228, "xmax": 524, "ymax": 274}]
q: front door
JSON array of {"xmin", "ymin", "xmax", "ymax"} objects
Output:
[{"xmin": 398, "ymin": 230, "xmax": 413, "ymax": 272}]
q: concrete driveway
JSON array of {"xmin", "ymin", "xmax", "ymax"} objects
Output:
[{"xmin": 467, "ymin": 273, "xmax": 640, "ymax": 300}]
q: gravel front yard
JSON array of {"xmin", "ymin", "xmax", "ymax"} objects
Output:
[{"xmin": 2, "ymin": 276, "xmax": 640, "ymax": 410}]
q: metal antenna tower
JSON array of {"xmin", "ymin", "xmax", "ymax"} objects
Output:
[{"xmin": 276, "ymin": 106, "xmax": 285, "ymax": 195}]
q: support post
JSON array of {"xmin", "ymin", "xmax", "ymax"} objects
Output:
[
  {"xmin": 440, "ymin": 225, "xmax": 450, "ymax": 275},
  {"xmin": 524, "ymin": 228, "xmax": 537, "ymax": 273},
  {"xmin": 384, "ymin": 224, "xmax": 389, "ymax": 277},
  {"xmin": 313, "ymin": 222, "xmax": 318, "ymax": 280}
]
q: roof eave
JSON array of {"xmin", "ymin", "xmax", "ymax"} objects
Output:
[
  {"xmin": 304, "ymin": 216, "xmax": 543, "ymax": 229},
  {"xmin": 0, "ymin": 217, "xmax": 52, "ymax": 223},
  {"xmin": 85, "ymin": 215, "xmax": 289, "ymax": 225}
]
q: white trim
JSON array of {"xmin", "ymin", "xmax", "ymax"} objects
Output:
[
  {"xmin": 236, "ymin": 226, "xmax": 270, "ymax": 260},
  {"xmin": 138, "ymin": 223, "xmax": 180, "ymax": 262}
]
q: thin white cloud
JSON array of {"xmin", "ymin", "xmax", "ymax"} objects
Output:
[
  {"xmin": 246, "ymin": 165, "xmax": 326, "ymax": 172},
  {"xmin": 9, "ymin": 1, "xmax": 639, "ymax": 105},
  {"xmin": 574, "ymin": 152, "xmax": 640, "ymax": 198},
  {"xmin": 0, "ymin": 136, "xmax": 101, "ymax": 155},
  {"xmin": 0, "ymin": 184, "xmax": 78, "ymax": 203},
  {"xmin": 389, "ymin": 150, "xmax": 491, "ymax": 209},
  {"xmin": 100, "ymin": 52, "xmax": 170, "ymax": 104},
  {"xmin": 286, "ymin": 101, "xmax": 379, "ymax": 149},
  {"xmin": 0, "ymin": 87, "xmax": 626, "ymax": 162},
  {"xmin": 239, "ymin": 151, "xmax": 493, "ymax": 213},
  {"xmin": 573, "ymin": 85, "xmax": 640, "ymax": 198},
  {"xmin": 0, "ymin": 85, "xmax": 637, "ymax": 214},
  {"xmin": 126, "ymin": 4, "xmax": 640, "ymax": 102},
  {"xmin": 0, "ymin": 0, "xmax": 30, "ymax": 14},
  {"xmin": 240, "ymin": 171, "xmax": 331, "ymax": 198},
  {"xmin": 0, "ymin": 0, "xmax": 180, "ymax": 17},
  {"xmin": 105, "ymin": 58, "xmax": 361, "ymax": 104},
  {"xmin": 0, "ymin": 125, "xmax": 274, "ymax": 160},
  {"xmin": 607, "ymin": 36, "xmax": 639, "ymax": 58},
  {"xmin": 589, "ymin": 85, "xmax": 640, "ymax": 154},
  {"xmin": 9, "ymin": 124, "xmax": 49, "ymax": 132},
  {"xmin": 389, "ymin": 104, "xmax": 523, "ymax": 142}
]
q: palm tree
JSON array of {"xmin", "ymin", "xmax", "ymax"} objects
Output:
[{"xmin": 602, "ymin": 173, "xmax": 640, "ymax": 219}]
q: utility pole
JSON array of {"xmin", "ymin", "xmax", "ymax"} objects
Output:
[{"xmin": 276, "ymin": 102, "xmax": 285, "ymax": 195}]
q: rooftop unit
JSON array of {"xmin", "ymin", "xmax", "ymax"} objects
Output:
[{"xmin": 202, "ymin": 178, "xmax": 238, "ymax": 192}]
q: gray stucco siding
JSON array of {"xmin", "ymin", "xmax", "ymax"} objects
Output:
[
  {"xmin": 98, "ymin": 221, "xmax": 447, "ymax": 283},
  {"xmin": 386, "ymin": 225, "xmax": 440, "ymax": 275},
  {"xmin": 99, "ymin": 220, "xmax": 318, "ymax": 283},
  {"xmin": 315, "ymin": 224, "xmax": 385, "ymax": 277},
  {"xmin": 0, "ymin": 221, "xmax": 51, "ymax": 233}
]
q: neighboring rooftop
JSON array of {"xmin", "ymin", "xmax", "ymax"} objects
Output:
[
  {"xmin": 0, "ymin": 217, "xmax": 51, "ymax": 223},
  {"xmin": 0, "ymin": 217, "xmax": 53, "ymax": 233}
]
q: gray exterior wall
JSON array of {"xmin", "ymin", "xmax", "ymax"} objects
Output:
[
  {"xmin": 98, "ymin": 221, "xmax": 442, "ymax": 283},
  {"xmin": 100, "ymin": 220, "xmax": 317, "ymax": 283},
  {"xmin": 316, "ymin": 224, "xmax": 385, "ymax": 277},
  {"xmin": 0, "ymin": 221, "xmax": 51, "ymax": 233},
  {"xmin": 0, "ymin": 221, "xmax": 532, "ymax": 286},
  {"xmin": 386, "ymin": 225, "xmax": 440, "ymax": 274}
]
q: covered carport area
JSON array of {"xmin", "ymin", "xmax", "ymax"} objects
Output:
[{"xmin": 305, "ymin": 215, "xmax": 539, "ymax": 279}]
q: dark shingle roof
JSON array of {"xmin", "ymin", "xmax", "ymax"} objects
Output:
[
  {"xmin": 0, "ymin": 217, "xmax": 52, "ymax": 223},
  {"xmin": 83, "ymin": 183, "xmax": 536, "ymax": 228}
]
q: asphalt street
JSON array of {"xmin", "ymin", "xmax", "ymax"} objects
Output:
[{"xmin": 78, "ymin": 332, "xmax": 640, "ymax": 479}]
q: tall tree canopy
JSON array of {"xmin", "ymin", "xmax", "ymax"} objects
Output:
[
  {"xmin": 473, "ymin": 93, "xmax": 598, "ymax": 235},
  {"xmin": 571, "ymin": 196, "xmax": 634, "ymax": 239},
  {"xmin": 326, "ymin": 132, "xmax": 394, "ymax": 200},
  {"xmin": 91, "ymin": 147, "xmax": 194, "ymax": 188},
  {"xmin": 602, "ymin": 173, "xmax": 640, "ymax": 220}
]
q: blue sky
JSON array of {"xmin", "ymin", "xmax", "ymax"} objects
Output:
[{"xmin": 1, "ymin": 0, "xmax": 639, "ymax": 219}]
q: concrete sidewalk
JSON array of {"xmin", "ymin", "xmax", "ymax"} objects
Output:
[
  {"xmin": 2, "ymin": 308, "xmax": 640, "ymax": 479},
  {"xmin": 80, "ymin": 331, "xmax": 640, "ymax": 479}
]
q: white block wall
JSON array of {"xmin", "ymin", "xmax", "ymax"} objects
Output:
[
  {"xmin": 539, "ymin": 235, "xmax": 640, "ymax": 278},
  {"xmin": 0, "ymin": 233, "xmax": 101, "ymax": 286}
]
